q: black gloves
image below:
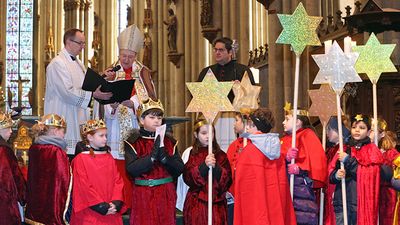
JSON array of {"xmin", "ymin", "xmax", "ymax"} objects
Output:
[
  {"xmin": 150, "ymin": 136, "xmax": 160, "ymax": 162},
  {"xmin": 111, "ymin": 200, "xmax": 123, "ymax": 212},
  {"xmin": 151, "ymin": 136, "xmax": 169, "ymax": 164},
  {"xmin": 90, "ymin": 202, "xmax": 110, "ymax": 215}
]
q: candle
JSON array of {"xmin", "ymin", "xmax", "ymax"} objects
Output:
[
  {"xmin": 324, "ymin": 40, "xmax": 332, "ymax": 53},
  {"xmin": 344, "ymin": 36, "xmax": 352, "ymax": 53}
]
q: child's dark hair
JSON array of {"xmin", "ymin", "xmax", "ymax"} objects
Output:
[
  {"xmin": 141, "ymin": 108, "xmax": 164, "ymax": 119},
  {"xmin": 350, "ymin": 114, "xmax": 371, "ymax": 130},
  {"xmin": 297, "ymin": 113, "xmax": 317, "ymax": 133},
  {"xmin": 191, "ymin": 118, "xmax": 221, "ymax": 154},
  {"xmin": 248, "ymin": 108, "xmax": 274, "ymax": 133}
]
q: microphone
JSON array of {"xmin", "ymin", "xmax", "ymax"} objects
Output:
[{"xmin": 102, "ymin": 65, "xmax": 121, "ymax": 78}]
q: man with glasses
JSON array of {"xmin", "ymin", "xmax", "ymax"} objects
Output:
[
  {"xmin": 197, "ymin": 37, "xmax": 255, "ymax": 151},
  {"xmin": 197, "ymin": 37, "xmax": 255, "ymax": 225},
  {"xmin": 44, "ymin": 28, "xmax": 112, "ymax": 157}
]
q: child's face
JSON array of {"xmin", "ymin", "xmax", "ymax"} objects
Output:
[
  {"xmin": 233, "ymin": 115, "xmax": 245, "ymax": 134},
  {"xmin": 245, "ymin": 120, "xmax": 259, "ymax": 134},
  {"xmin": 283, "ymin": 115, "xmax": 298, "ymax": 133},
  {"xmin": 351, "ymin": 121, "xmax": 370, "ymax": 141},
  {"xmin": 87, "ymin": 128, "xmax": 107, "ymax": 149},
  {"xmin": 195, "ymin": 124, "xmax": 213, "ymax": 147},
  {"xmin": 140, "ymin": 114, "xmax": 162, "ymax": 132},
  {"xmin": 0, "ymin": 127, "xmax": 12, "ymax": 141},
  {"xmin": 327, "ymin": 127, "xmax": 339, "ymax": 144}
]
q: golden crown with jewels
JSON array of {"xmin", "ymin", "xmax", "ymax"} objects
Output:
[
  {"xmin": 0, "ymin": 113, "xmax": 13, "ymax": 129},
  {"xmin": 137, "ymin": 98, "xmax": 164, "ymax": 117},
  {"xmin": 38, "ymin": 114, "xmax": 67, "ymax": 128},
  {"xmin": 80, "ymin": 119, "xmax": 107, "ymax": 135}
]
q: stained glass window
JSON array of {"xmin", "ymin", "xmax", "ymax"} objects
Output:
[{"xmin": 6, "ymin": 0, "xmax": 34, "ymax": 115}]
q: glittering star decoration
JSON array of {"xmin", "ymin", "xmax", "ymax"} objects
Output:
[
  {"xmin": 352, "ymin": 33, "xmax": 397, "ymax": 84},
  {"xmin": 308, "ymin": 84, "xmax": 340, "ymax": 125},
  {"xmin": 186, "ymin": 69, "xmax": 234, "ymax": 121},
  {"xmin": 276, "ymin": 2, "xmax": 322, "ymax": 55},
  {"xmin": 232, "ymin": 72, "xmax": 261, "ymax": 113},
  {"xmin": 312, "ymin": 41, "xmax": 362, "ymax": 92},
  {"xmin": 355, "ymin": 114, "xmax": 363, "ymax": 121}
]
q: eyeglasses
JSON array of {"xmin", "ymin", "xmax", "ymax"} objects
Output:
[
  {"xmin": 70, "ymin": 39, "xmax": 86, "ymax": 46},
  {"xmin": 213, "ymin": 48, "xmax": 227, "ymax": 53}
]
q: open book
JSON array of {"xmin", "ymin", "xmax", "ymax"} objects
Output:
[{"xmin": 82, "ymin": 68, "xmax": 135, "ymax": 104}]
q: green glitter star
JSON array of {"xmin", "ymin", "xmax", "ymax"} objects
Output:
[
  {"xmin": 352, "ymin": 33, "xmax": 397, "ymax": 83},
  {"xmin": 276, "ymin": 2, "xmax": 322, "ymax": 55},
  {"xmin": 186, "ymin": 69, "xmax": 234, "ymax": 122}
]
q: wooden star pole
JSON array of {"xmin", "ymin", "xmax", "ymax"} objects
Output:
[
  {"xmin": 186, "ymin": 70, "xmax": 234, "ymax": 225},
  {"xmin": 352, "ymin": 33, "xmax": 397, "ymax": 145},
  {"xmin": 276, "ymin": 2, "xmax": 322, "ymax": 197},
  {"xmin": 312, "ymin": 39, "xmax": 362, "ymax": 225}
]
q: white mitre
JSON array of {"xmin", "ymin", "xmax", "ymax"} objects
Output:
[{"xmin": 117, "ymin": 24, "xmax": 144, "ymax": 53}]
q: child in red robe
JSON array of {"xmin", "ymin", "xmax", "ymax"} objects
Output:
[
  {"xmin": 225, "ymin": 112, "xmax": 247, "ymax": 225},
  {"xmin": 370, "ymin": 118, "xmax": 400, "ymax": 225},
  {"xmin": 183, "ymin": 117, "xmax": 232, "ymax": 225},
  {"xmin": 234, "ymin": 108, "xmax": 296, "ymax": 225},
  {"xmin": 124, "ymin": 99, "xmax": 184, "ymax": 225},
  {"xmin": 71, "ymin": 119, "xmax": 125, "ymax": 225},
  {"xmin": 330, "ymin": 114, "xmax": 383, "ymax": 225},
  {"xmin": 0, "ymin": 112, "xmax": 26, "ymax": 225},
  {"xmin": 25, "ymin": 114, "xmax": 71, "ymax": 225},
  {"xmin": 281, "ymin": 105, "xmax": 327, "ymax": 225},
  {"xmin": 324, "ymin": 116, "xmax": 351, "ymax": 225}
]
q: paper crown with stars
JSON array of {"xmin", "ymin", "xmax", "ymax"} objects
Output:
[
  {"xmin": 37, "ymin": 114, "xmax": 66, "ymax": 128},
  {"xmin": 351, "ymin": 114, "xmax": 371, "ymax": 129},
  {"xmin": 80, "ymin": 119, "xmax": 107, "ymax": 135},
  {"xmin": 0, "ymin": 112, "xmax": 13, "ymax": 129},
  {"xmin": 137, "ymin": 98, "xmax": 164, "ymax": 118},
  {"xmin": 283, "ymin": 102, "xmax": 309, "ymax": 117}
]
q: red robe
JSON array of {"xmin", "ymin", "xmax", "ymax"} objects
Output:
[
  {"xmin": 324, "ymin": 144, "xmax": 341, "ymax": 225},
  {"xmin": 125, "ymin": 136, "xmax": 178, "ymax": 225},
  {"xmin": 25, "ymin": 143, "xmax": 71, "ymax": 225},
  {"xmin": 0, "ymin": 141, "xmax": 26, "ymax": 225},
  {"xmin": 226, "ymin": 137, "xmax": 244, "ymax": 196},
  {"xmin": 379, "ymin": 148, "xmax": 400, "ymax": 225},
  {"xmin": 280, "ymin": 128, "xmax": 328, "ymax": 188},
  {"xmin": 71, "ymin": 152, "xmax": 125, "ymax": 225},
  {"xmin": 183, "ymin": 146, "xmax": 232, "ymax": 225},
  {"xmin": 234, "ymin": 140, "xmax": 296, "ymax": 225}
]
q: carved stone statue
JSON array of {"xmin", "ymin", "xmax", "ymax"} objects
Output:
[
  {"xmin": 201, "ymin": 0, "xmax": 213, "ymax": 27},
  {"xmin": 163, "ymin": 8, "xmax": 177, "ymax": 52},
  {"xmin": 143, "ymin": 32, "xmax": 152, "ymax": 67}
]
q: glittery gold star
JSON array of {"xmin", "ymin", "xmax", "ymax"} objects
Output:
[
  {"xmin": 352, "ymin": 33, "xmax": 397, "ymax": 84},
  {"xmin": 276, "ymin": 2, "xmax": 322, "ymax": 55},
  {"xmin": 232, "ymin": 72, "xmax": 261, "ymax": 113},
  {"xmin": 308, "ymin": 84, "xmax": 339, "ymax": 125},
  {"xmin": 284, "ymin": 102, "xmax": 292, "ymax": 113},
  {"xmin": 355, "ymin": 114, "xmax": 363, "ymax": 121},
  {"xmin": 186, "ymin": 69, "xmax": 234, "ymax": 122},
  {"xmin": 312, "ymin": 41, "xmax": 362, "ymax": 92}
]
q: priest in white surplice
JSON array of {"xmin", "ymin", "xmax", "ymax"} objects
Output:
[{"xmin": 44, "ymin": 28, "xmax": 112, "ymax": 155}]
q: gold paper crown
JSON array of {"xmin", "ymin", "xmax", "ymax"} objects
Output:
[
  {"xmin": 0, "ymin": 113, "xmax": 13, "ymax": 129},
  {"xmin": 80, "ymin": 119, "xmax": 106, "ymax": 135},
  {"xmin": 373, "ymin": 118, "xmax": 388, "ymax": 132},
  {"xmin": 137, "ymin": 98, "xmax": 164, "ymax": 117},
  {"xmin": 193, "ymin": 115, "xmax": 209, "ymax": 131},
  {"xmin": 283, "ymin": 102, "xmax": 309, "ymax": 116},
  {"xmin": 38, "ymin": 114, "xmax": 66, "ymax": 128}
]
